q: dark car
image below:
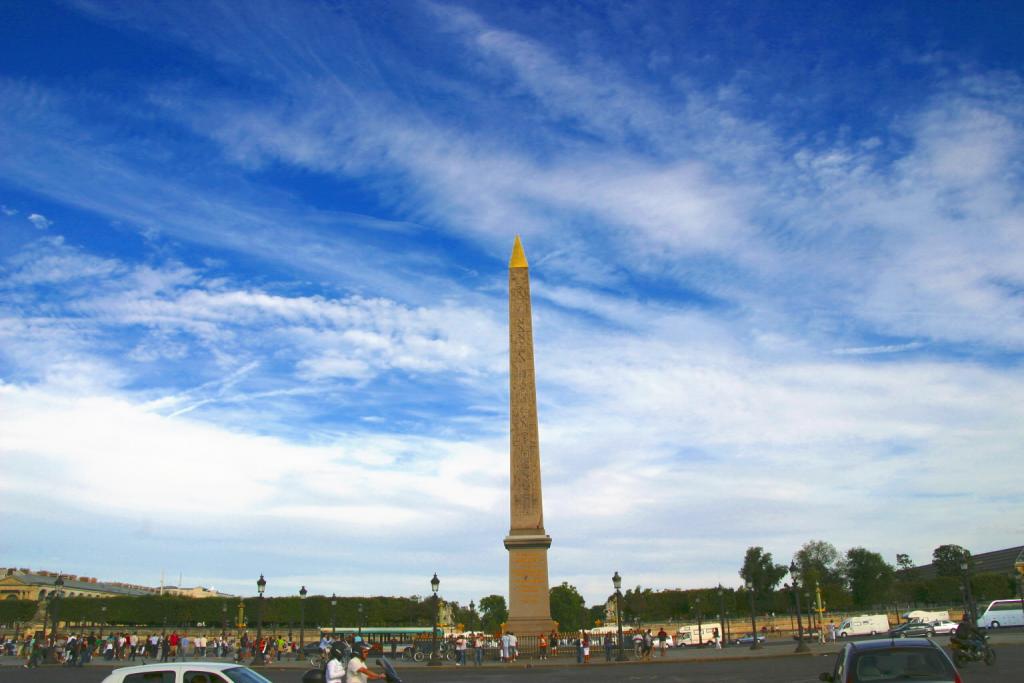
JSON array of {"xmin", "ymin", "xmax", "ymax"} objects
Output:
[
  {"xmin": 733, "ymin": 633, "xmax": 767, "ymax": 645},
  {"xmin": 819, "ymin": 638, "xmax": 960, "ymax": 683},
  {"xmin": 888, "ymin": 621, "xmax": 935, "ymax": 638}
]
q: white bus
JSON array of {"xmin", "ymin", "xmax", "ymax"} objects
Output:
[{"xmin": 976, "ymin": 599, "xmax": 1024, "ymax": 629}]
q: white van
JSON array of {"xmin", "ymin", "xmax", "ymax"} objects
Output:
[
  {"xmin": 836, "ymin": 614, "xmax": 890, "ymax": 638},
  {"xmin": 676, "ymin": 622, "xmax": 723, "ymax": 646},
  {"xmin": 976, "ymin": 599, "xmax": 1024, "ymax": 629}
]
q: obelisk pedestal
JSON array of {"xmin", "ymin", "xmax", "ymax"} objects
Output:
[{"xmin": 504, "ymin": 235, "xmax": 556, "ymax": 635}]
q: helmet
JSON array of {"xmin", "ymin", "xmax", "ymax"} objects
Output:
[{"xmin": 329, "ymin": 641, "xmax": 351, "ymax": 660}]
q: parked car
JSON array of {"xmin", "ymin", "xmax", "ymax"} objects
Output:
[
  {"xmin": 819, "ymin": 638, "xmax": 960, "ymax": 683},
  {"xmin": 929, "ymin": 619, "xmax": 958, "ymax": 635},
  {"xmin": 733, "ymin": 633, "xmax": 767, "ymax": 645},
  {"xmin": 888, "ymin": 621, "xmax": 935, "ymax": 638},
  {"xmin": 100, "ymin": 662, "xmax": 274, "ymax": 683}
]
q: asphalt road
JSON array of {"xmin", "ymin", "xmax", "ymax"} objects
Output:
[{"xmin": 2, "ymin": 646, "xmax": 1021, "ymax": 683}]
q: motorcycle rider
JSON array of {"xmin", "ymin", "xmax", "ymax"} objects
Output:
[
  {"xmin": 347, "ymin": 643, "xmax": 387, "ymax": 683},
  {"xmin": 951, "ymin": 613, "xmax": 985, "ymax": 656}
]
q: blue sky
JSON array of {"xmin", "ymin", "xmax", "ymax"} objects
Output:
[{"xmin": 1, "ymin": 0, "xmax": 1022, "ymax": 606}]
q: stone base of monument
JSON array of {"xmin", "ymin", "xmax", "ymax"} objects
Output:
[{"xmin": 504, "ymin": 533, "xmax": 555, "ymax": 634}]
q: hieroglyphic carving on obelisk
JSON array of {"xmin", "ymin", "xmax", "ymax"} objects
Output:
[{"xmin": 503, "ymin": 235, "xmax": 556, "ymax": 635}]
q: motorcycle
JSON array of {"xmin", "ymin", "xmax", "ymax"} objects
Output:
[
  {"xmin": 301, "ymin": 655, "xmax": 403, "ymax": 683},
  {"xmin": 950, "ymin": 634, "xmax": 996, "ymax": 666}
]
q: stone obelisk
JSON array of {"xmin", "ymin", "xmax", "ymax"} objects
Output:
[{"xmin": 503, "ymin": 235, "xmax": 556, "ymax": 635}]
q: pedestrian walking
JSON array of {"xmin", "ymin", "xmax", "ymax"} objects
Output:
[{"xmin": 604, "ymin": 633, "xmax": 614, "ymax": 661}]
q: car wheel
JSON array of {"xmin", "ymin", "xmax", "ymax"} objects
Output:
[
  {"xmin": 412, "ymin": 651, "xmax": 425, "ymax": 662},
  {"xmin": 869, "ymin": 630, "xmax": 877, "ymax": 636},
  {"xmin": 840, "ymin": 632, "xmax": 848, "ymax": 638},
  {"xmin": 989, "ymin": 621, "xmax": 1000, "ymax": 629},
  {"xmin": 899, "ymin": 633, "xmax": 906, "ymax": 638}
]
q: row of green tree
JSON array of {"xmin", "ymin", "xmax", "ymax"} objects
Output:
[{"xmin": 3, "ymin": 543, "xmax": 1016, "ymax": 633}]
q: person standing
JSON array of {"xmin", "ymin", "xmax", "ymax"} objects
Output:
[
  {"xmin": 473, "ymin": 633, "xmax": 484, "ymax": 666},
  {"xmin": 657, "ymin": 627, "xmax": 668, "ymax": 657},
  {"xmin": 538, "ymin": 633, "xmax": 548, "ymax": 660},
  {"xmin": 604, "ymin": 632, "xmax": 614, "ymax": 661},
  {"xmin": 828, "ymin": 621, "xmax": 837, "ymax": 642},
  {"xmin": 549, "ymin": 630, "xmax": 559, "ymax": 657},
  {"xmin": 454, "ymin": 634, "xmax": 466, "ymax": 666},
  {"xmin": 499, "ymin": 632, "xmax": 510, "ymax": 663},
  {"xmin": 509, "ymin": 632, "xmax": 518, "ymax": 661}
]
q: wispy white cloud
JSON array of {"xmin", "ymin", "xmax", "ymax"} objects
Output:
[{"xmin": 27, "ymin": 212, "xmax": 52, "ymax": 229}]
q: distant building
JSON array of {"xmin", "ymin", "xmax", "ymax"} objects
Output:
[
  {"xmin": 912, "ymin": 546, "xmax": 1024, "ymax": 580},
  {"xmin": 160, "ymin": 585, "xmax": 235, "ymax": 599},
  {"xmin": 0, "ymin": 568, "xmax": 156, "ymax": 601}
]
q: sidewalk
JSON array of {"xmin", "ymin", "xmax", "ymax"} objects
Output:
[{"xmin": 5, "ymin": 633, "xmax": 1020, "ymax": 671}]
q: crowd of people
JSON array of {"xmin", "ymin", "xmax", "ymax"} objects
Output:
[{"xmin": 7, "ymin": 630, "xmax": 304, "ymax": 668}]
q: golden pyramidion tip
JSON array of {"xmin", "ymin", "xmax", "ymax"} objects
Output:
[{"xmin": 509, "ymin": 234, "xmax": 528, "ymax": 268}]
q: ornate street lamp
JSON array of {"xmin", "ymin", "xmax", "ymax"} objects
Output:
[
  {"xmin": 99, "ymin": 604, "xmax": 107, "ymax": 641},
  {"xmin": 358, "ymin": 603, "xmax": 364, "ymax": 637},
  {"xmin": 428, "ymin": 573, "xmax": 442, "ymax": 666},
  {"xmin": 960, "ymin": 560, "xmax": 975, "ymax": 623},
  {"xmin": 299, "ymin": 586, "xmax": 308, "ymax": 659},
  {"xmin": 613, "ymin": 571, "xmax": 628, "ymax": 661},
  {"xmin": 695, "ymin": 596, "xmax": 703, "ymax": 646},
  {"xmin": 51, "ymin": 575, "xmax": 65, "ymax": 639},
  {"xmin": 789, "ymin": 563, "xmax": 809, "ymax": 653},
  {"xmin": 717, "ymin": 584, "xmax": 727, "ymax": 646},
  {"xmin": 469, "ymin": 600, "xmax": 476, "ymax": 631},
  {"xmin": 255, "ymin": 574, "xmax": 267, "ymax": 665},
  {"xmin": 804, "ymin": 592, "xmax": 813, "ymax": 632},
  {"xmin": 745, "ymin": 582, "xmax": 762, "ymax": 650},
  {"xmin": 222, "ymin": 602, "xmax": 228, "ymax": 640},
  {"xmin": 331, "ymin": 593, "xmax": 337, "ymax": 635}
]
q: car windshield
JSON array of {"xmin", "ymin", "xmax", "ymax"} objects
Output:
[
  {"xmin": 222, "ymin": 667, "xmax": 274, "ymax": 683},
  {"xmin": 851, "ymin": 648, "xmax": 956, "ymax": 682}
]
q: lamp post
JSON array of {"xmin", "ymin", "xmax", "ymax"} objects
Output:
[
  {"xmin": 717, "ymin": 584, "xmax": 727, "ymax": 646},
  {"xmin": 745, "ymin": 583, "xmax": 762, "ymax": 650},
  {"xmin": 428, "ymin": 573, "xmax": 442, "ymax": 667},
  {"xmin": 51, "ymin": 575, "xmax": 65, "ymax": 639},
  {"xmin": 695, "ymin": 597, "xmax": 703, "ymax": 646},
  {"xmin": 330, "ymin": 594, "xmax": 337, "ymax": 636},
  {"xmin": 222, "ymin": 601, "xmax": 228, "ymax": 640},
  {"xmin": 612, "ymin": 571, "xmax": 627, "ymax": 661},
  {"xmin": 99, "ymin": 605, "xmax": 107, "ymax": 641},
  {"xmin": 469, "ymin": 600, "xmax": 476, "ymax": 631},
  {"xmin": 358, "ymin": 603, "xmax": 364, "ymax": 638},
  {"xmin": 805, "ymin": 592, "xmax": 813, "ymax": 633},
  {"xmin": 789, "ymin": 563, "xmax": 809, "ymax": 653},
  {"xmin": 299, "ymin": 586, "xmax": 307, "ymax": 659},
  {"xmin": 255, "ymin": 574, "xmax": 266, "ymax": 665},
  {"xmin": 960, "ymin": 560, "xmax": 976, "ymax": 624}
]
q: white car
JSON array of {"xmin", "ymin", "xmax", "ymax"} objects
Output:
[
  {"xmin": 929, "ymin": 619, "xmax": 959, "ymax": 635},
  {"xmin": 100, "ymin": 662, "xmax": 274, "ymax": 683}
]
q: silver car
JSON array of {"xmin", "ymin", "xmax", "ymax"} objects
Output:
[{"xmin": 100, "ymin": 662, "xmax": 274, "ymax": 683}]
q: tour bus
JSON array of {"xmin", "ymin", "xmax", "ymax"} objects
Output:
[
  {"xmin": 976, "ymin": 599, "xmax": 1024, "ymax": 629},
  {"xmin": 836, "ymin": 614, "xmax": 890, "ymax": 638},
  {"xmin": 318, "ymin": 626, "xmax": 438, "ymax": 658}
]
